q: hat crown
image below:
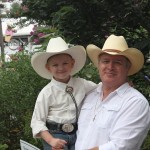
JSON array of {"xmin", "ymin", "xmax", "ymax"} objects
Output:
[
  {"xmin": 102, "ymin": 35, "xmax": 128, "ymax": 52},
  {"xmin": 46, "ymin": 37, "xmax": 69, "ymax": 53}
]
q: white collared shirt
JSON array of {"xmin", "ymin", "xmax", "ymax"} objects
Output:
[
  {"xmin": 75, "ymin": 83, "xmax": 150, "ymax": 150},
  {"xmin": 31, "ymin": 77, "xmax": 97, "ymax": 138}
]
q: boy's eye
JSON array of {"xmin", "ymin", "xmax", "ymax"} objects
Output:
[
  {"xmin": 52, "ymin": 64, "xmax": 58, "ymax": 67},
  {"xmin": 63, "ymin": 62, "xmax": 69, "ymax": 65},
  {"xmin": 51, "ymin": 62, "xmax": 69, "ymax": 66}
]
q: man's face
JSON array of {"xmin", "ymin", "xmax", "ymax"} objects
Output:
[{"xmin": 98, "ymin": 53, "xmax": 131, "ymax": 87}]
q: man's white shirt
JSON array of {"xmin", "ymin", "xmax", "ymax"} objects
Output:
[{"xmin": 75, "ymin": 82, "xmax": 150, "ymax": 150}]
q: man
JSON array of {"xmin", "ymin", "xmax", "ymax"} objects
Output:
[{"xmin": 75, "ymin": 35, "xmax": 150, "ymax": 150}]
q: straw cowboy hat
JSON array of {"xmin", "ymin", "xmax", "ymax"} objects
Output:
[
  {"xmin": 87, "ymin": 34, "xmax": 144, "ymax": 75},
  {"xmin": 31, "ymin": 37, "xmax": 86, "ymax": 79}
]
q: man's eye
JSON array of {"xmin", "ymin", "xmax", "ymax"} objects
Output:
[
  {"xmin": 102, "ymin": 60, "xmax": 109, "ymax": 63},
  {"xmin": 115, "ymin": 61, "xmax": 122, "ymax": 64}
]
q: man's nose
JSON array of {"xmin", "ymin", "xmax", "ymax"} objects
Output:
[{"xmin": 107, "ymin": 62, "xmax": 114, "ymax": 68}]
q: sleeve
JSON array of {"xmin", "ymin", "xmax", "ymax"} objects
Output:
[
  {"xmin": 100, "ymin": 98, "xmax": 150, "ymax": 150},
  {"xmin": 30, "ymin": 90, "xmax": 50, "ymax": 138},
  {"xmin": 82, "ymin": 79, "xmax": 97, "ymax": 94}
]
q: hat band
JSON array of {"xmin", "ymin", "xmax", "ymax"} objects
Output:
[{"xmin": 103, "ymin": 49, "xmax": 121, "ymax": 53}]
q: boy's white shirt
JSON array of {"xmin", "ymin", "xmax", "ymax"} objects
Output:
[{"xmin": 30, "ymin": 77, "xmax": 97, "ymax": 138}]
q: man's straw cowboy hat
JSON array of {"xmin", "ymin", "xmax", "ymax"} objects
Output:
[{"xmin": 87, "ymin": 34, "xmax": 144, "ymax": 75}]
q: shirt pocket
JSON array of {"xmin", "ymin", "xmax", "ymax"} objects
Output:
[
  {"xmin": 78, "ymin": 102, "xmax": 94, "ymax": 124},
  {"xmin": 96, "ymin": 104, "xmax": 121, "ymax": 129}
]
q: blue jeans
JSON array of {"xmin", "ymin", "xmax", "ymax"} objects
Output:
[{"xmin": 42, "ymin": 131, "xmax": 76, "ymax": 150}]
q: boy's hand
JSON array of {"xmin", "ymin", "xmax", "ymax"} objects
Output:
[{"xmin": 50, "ymin": 137, "xmax": 67, "ymax": 149}]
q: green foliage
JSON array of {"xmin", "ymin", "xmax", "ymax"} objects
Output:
[
  {"xmin": 21, "ymin": 0, "xmax": 150, "ymax": 46},
  {"xmin": 8, "ymin": 2, "xmax": 22, "ymax": 18},
  {"xmin": 130, "ymin": 65, "xmax": 150, "ymax": 102},
  {"xmin": 0, "ymin": 144, "xmax": 8, "ymax": 150},
  {"xmin": 29, "ymin": 25, "xmax": 60, "ymax": 45},
  {"xmin": 75, "ymin": 59, "xmax": 100, "ymax": 84},
  {"xmin": 142, "ymin": 131, "xmax": 150, "ymax": 150},
  {"xmin": 0, "ymin": 53, "xmax": 48, "ymax": 149}
]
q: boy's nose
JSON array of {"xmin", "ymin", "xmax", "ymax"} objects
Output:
[{"xmin": 58, "ymin": 65, "xmax": 64, "ymax": 70}]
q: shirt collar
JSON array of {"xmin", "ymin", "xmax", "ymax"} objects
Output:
[
  {"xmin": 115, "ymin": 82, "xmax": 131, "ymax": 97},
  {"xmin": 95, "ymin": 82, "xmax": 131, "ymax": 99},
  {"xmin": 95, "ymin": 82, "xmax": 103, "ymax": 95},
  {"xmin": 94, "ymin": 82, "xmax": 131, "ymax": 111},
  {"xmin": 51, "ymin": 77, "xmax": 74, "ymax": 91}
]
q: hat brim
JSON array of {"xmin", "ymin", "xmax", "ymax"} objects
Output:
[
  {"xmin": 31, "ymin": 46, "xmax": 86, "ymax": 79},
  {"xmin": 87, "ymin": 44, "xmax": 144, "ymax": 76}
]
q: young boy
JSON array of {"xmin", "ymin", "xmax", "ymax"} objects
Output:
[{"xmin": 30, "ymin": 37, "xmax": 97, "ymax": 150}]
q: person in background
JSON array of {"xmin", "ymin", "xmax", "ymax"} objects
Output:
[
  {"xmin": 30, "ymin": 37, "xmax": 97, "ymax": 150},
  {"xmin": 5, "ymin": 24, "xmax": 16, "ymax": 42},
  {"xmin": 5, "ymin": 24, "xmax": 14, "ymax": 36},
  {"xmin": 75, "ymin": 34, "xmax": 150, "ymax": 150}
]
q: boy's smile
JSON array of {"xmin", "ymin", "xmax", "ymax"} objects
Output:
[{"xmin": 45, "ymin": 54, "xmax": 75, "ymax": 83}]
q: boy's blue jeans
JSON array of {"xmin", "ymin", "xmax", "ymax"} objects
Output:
[{"xmin": 42, "ymin": 130, "xmax": 76, "ymax": 150}]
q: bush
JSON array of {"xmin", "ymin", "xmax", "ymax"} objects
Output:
[{"xmin": 0, "ymin": 53, "xmax": 48, "ymax": 149}]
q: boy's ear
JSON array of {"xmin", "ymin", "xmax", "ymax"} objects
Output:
[
  {"xmin": 45, "ymin": 64, "xmax": 51, "ymax": 72},
  {"xmin": 72, "ymin": 59, "xmax": 75, "ymax": 67}
]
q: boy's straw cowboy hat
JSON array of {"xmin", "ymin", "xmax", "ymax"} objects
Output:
[
  {"xmin": 31, "ymin": 37, "xmax": 86, "ymax": 79},
  {"xmin": 87, "ymin": 34, "xmax": 144, "ymax": 75}
]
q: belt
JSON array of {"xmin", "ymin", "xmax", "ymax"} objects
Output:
[{"xmin": 46, "ymin": 122, "xmax": 77, "ymax": 134}]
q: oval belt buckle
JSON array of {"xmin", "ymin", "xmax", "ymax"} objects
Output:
[{"xmin": 62, "ymin": 123, "xmax": 74, "ymax": 133}]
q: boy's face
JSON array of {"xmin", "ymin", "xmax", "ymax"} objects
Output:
[{"xmin": 45, "ymin": 54, "xmax": 75, "ymax": 83}]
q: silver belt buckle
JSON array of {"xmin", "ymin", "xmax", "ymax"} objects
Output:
[{"xmin": 62, "ymin": 123, "xmax": 74, "ymax": 133}]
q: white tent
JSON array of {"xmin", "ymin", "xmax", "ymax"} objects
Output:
[
  {"xmin": 1, "ymin": 18, "xmax": 41, "ymax": 56},
  {"xmin": 13, "ymin": 24, "xmax": 34, "ymax": 36},
  {"xmin": 2, "ymin": 18, "xmax": 34, "ymax": 36}
]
